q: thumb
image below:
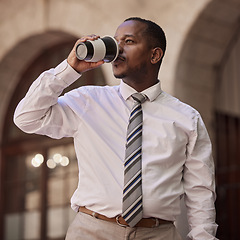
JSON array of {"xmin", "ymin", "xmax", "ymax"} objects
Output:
[{"xmin": 87, "ymin": 60, "xmax": 105, "ymax": 70}]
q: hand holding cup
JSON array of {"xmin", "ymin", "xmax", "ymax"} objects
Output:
[{"xmin": 67, "ymin": 35, "xmax": 105, "ymax": 74}]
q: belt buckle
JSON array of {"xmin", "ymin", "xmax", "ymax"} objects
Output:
[
  {"xmin": 91, "ymin": 211, "xmax": 98, "ymax": 219},
  {"xmin": 116, "ymin": 215, "xmax": 127, "ymax": 227},
  {"xmin": 154, "ymin": 218, "xmax": 160, "ymax": 227}
]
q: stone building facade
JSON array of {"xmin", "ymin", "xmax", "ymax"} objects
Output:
[{"xmin": 0, "ymin": 0, "xmax": 240, "ymax": 239}]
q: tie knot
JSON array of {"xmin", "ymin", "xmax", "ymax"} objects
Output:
[{"xmin": 132, "ymin": 93, "xmax": 147, "ymax": 104}]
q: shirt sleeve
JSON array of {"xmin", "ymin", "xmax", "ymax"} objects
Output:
[
  {"xmin": 13, "ymin": 59, "xmax": 82, "ymax": 139},
  {"xmin": 184, "ymin": 113, "xmax": 218, "ymax": 240}
]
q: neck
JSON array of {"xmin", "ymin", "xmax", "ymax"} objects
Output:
[{"xmin": 123, "ymin": 76, "xmax": 159, "ymax": 92}]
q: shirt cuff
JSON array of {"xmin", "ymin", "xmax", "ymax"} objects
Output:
[{"xmin": 54, "ymin": 59, "xmax": 81, "ymax": 87}]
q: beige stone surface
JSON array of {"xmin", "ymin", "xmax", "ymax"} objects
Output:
[{"xmin": 1, "ymin": 1, "xmax": 240, "ymax": 238}]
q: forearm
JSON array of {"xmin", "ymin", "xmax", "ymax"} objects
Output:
[
  {"xmin": 184, "ymin": 182, "xmax": 218, "ymax": 239},
  {"xmin": 184, "ymin": 114, "xmax": 218, "ymax": 239},
  {"xmin": 14, "ymin": 60, "xmax": 80, "ymax": 137}
]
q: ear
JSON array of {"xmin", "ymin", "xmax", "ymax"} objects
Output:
[{"xmin": 150, "ymin": 47, "xmax": 163, "ymax": 64}]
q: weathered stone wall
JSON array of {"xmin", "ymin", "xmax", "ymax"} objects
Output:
[
  {"xmin": 0, "ymin": 0, "xmax": 212, "ymax": 140},
  {"xmin": 1, "ymin": 1, "xmax": 240, "ymax": 237}
]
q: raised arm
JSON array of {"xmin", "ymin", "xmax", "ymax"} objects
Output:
[{"xmin": 14, "ymin": 35, "xmax": 104, "ymax": 139}]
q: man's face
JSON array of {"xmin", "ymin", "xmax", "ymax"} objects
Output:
[{"xmin": 112, "ymin": 20, "xmax": 152, "ymax": 80}]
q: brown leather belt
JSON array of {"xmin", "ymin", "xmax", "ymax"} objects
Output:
[{"xmin": 78, "ymin": 206, "xmax": 173, "ymax": 228}]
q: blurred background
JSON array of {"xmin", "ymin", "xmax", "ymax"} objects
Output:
[{"xmin": 0, "ymin": 0, "xmax": 240, "ymax": 239}]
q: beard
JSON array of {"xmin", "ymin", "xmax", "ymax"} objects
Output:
[
  {"xmin": 113, "ymin": 72, "xmax": 126, "ymax": 79},
  {"xmin": 112, "ymin": 61, "xmax": 148, "ymax": 80},
  {"xmin": 112, "ymin": 64, "xmax": 126, "ymax": 79}
]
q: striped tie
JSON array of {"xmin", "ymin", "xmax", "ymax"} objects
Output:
[{"xmin": 122, "ymin": 93, "xmax": 147, "ymax": 227}]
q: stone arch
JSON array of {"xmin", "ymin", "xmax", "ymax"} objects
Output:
[
  {"xmin": 0, "ymin": 30, "xmax": 107, "ymax": 238},
  {"xmin": 0, "ymin": 31, "xmax": 76, "ymax": 143},
  {"xmin": 174, "ymin": 0, "xmax": 240, "ymax": 136},
  {"xmin": 0, "ymin": 30, "xmax": 107, "ymax": 144},
  {"xmin": 174, "ymin": 1, "xmax": 240, "ymax": 239}
]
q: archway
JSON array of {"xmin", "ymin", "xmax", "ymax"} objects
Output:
[
  {"xmin": 174, "ymin": 0, "xmax": 240, "ymax": 239},
  {"xmin": 0, "ymin": 31, "xmax": 106, "ymax": 240}
]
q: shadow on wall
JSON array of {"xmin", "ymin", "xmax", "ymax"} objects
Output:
[
  {"xmin": 174, "ymin": 0, "xmax": 240, "ymax": 117},
  {"xmin": 174, "ymin": 0, "xmax": 240, "ymax": 239}
]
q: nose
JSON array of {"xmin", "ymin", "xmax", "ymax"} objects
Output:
[{"xmin": 117, "ymin": 41, "xmax": 124, "ymax": 54}]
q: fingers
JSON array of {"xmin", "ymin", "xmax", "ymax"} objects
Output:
[
  {"xmin": 81, "ymin": 34, "xmax": 100, "ymax": 41},
  {"xmin": 72, "ymin": 34, "xmax": 100, "ymax": 53},
  {"xmin": 78, "ymin": 34, "xmax": 100, "ymax": 43},
  {"xmin": 89, "ymin": 60, "xmax": 105, "ymax": 67}
]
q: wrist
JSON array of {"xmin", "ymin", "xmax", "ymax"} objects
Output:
[
  {"xmin": 67, "ymin": 57, "xmax": 82, "ymax": 74},
  {"xmin": 54, "ymin": 60, "xmax": 81, "ymax": 86}
]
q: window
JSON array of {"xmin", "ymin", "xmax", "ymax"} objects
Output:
[
  {"xmin": 4, "ymin": 144, "xmax": 78, "ymax": 240},
  {"xmin": 0, "ymin": 31, "xmax": 107, "ymax": 240},
  {"xmin": 215, "ymin": 29, "xmax": 240, "ymax": 239}
]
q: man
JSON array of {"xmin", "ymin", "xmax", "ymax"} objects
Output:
[{"xmin": 14, "ymin": 17, "xmax": 218, "ymax": 239}]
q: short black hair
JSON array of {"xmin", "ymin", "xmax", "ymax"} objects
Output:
[{"xmin": 124, "ymin": 17, "xmax": 167, "ymax": 60}]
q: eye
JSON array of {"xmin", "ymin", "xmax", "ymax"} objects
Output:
[{"xmin": 125, "ymin": 39, "xmax": 134, "ymax": 44}]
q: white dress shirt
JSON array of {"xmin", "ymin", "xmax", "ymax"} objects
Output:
[{"xmin": 14, "ymin": 60, "xmax": 218, "ymax": 239}]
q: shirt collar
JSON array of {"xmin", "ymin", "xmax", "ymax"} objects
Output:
[{"xmin": 120, "ymin": 80, "xmax": 162, "ymax": 102}]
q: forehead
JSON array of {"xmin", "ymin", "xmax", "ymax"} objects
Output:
[{"xmin": 114, "ymin": 20, "xmax": 147, "ymax": 39}]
